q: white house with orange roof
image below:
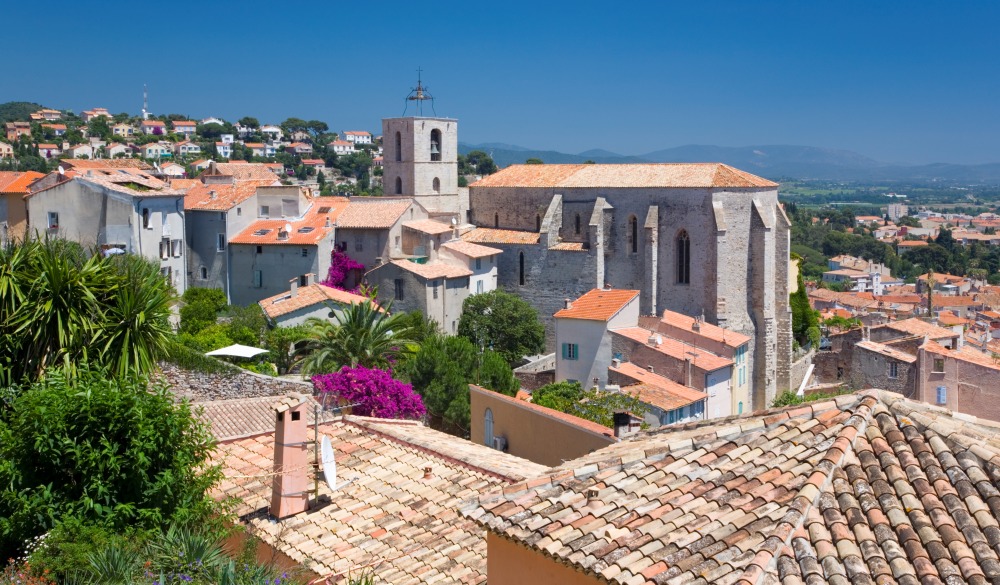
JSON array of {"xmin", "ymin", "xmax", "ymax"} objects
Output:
[
  {"xmin": 258, "ymin": 275, "xmax": 379, "ymax": 327},
  {"xmin": 81, "ymin": 108, "xmax": 111, "ymax": 122},
  {"xmin": 140, "ymin": 120, "xmax": 166, "ymax": 135},
  {"xmin": 171, "ymin": 120, "xmax": 196, "ymax": 137},
  {"xmin": 342, "ymin": 130, "xmax": 372, "ymax": 145},
  {"xmin": 554, "ymin": 288, "xmax": 641, "ymax": 389},
  {"xmin": 285, "ymin": 142, "xmax": 312, "ymax": 155},
  {"xmin": 215, "ymin": 141, "xmax": 232, "ymax": 159},
  {"xmin": 228, "ymin": 194, "xmax": 351, "ymax": 306}
]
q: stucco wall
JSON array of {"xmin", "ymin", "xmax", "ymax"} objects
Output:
[
  {"xmin": 916, "ymin": 349, "xmax": 1000, "ymax": 422},
  {"xmin": 469, "ymin": 386, "xmax": 614, "ymax": 467},
  {"xmin": 229, "ymin": 241, "xmax": 327, "ymax": 307},
  {"xmin": 485, "ymin": 532, "xmax": 602, "ymax": 585}
]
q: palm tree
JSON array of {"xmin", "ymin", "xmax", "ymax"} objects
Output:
[{"xmin": 297, "ymin": 300, "xmax": 415, "ymax": 375}]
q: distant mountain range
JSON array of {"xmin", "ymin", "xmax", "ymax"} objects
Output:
[{"xmin": 459, "ymin": 142, "xmax": 1000, "ymax": 183}]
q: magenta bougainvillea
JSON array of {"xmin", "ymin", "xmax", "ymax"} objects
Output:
[
  {"xmin": 312, "ymin": 366, "xmax": 425, "ymax": 420},
  {"xmin": 321, "ymin": 248, "xmax": 365, "ymax": 290}
]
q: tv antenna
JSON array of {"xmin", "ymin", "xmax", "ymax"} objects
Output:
[
  {"xmin": 403, "ymin": 68, "xmax": 436, "ymax": 116},
  {"xmin": 142, "ymin": 84, "xmax": 149, "ymax": 120}
]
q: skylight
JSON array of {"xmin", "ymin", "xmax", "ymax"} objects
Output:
[
  {"xmin": 253, "ymin": 229, "xmax": 272, "ymax": 236},
  {"xmin": 297, "ymin": 227, "xmax": 315, "ymax": 233},
  {"xmin": 318, "ymin": 207, "xmax": 331, "ymax": 214}
]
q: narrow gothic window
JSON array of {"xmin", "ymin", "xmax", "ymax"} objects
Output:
[
  {"xmin": 495, "ymin": 212, "xmax": 499, "ymax": 228},
  {"xmin": 536, "ymin": 214, "xmax": 541, "ymax": 232},
  {"xmin": 395, "ymin": 132, "xmax": 402, "ymax": 162},
  {"xmin": 519, "ymin": 251, "xmax": 525, "ymax": 286},
  {"xmin": 676, "ymin": 230, "xmax": 690, "ymax": 284},
  {"xmin": 575, "ymin": 213, "xmax": 581, "ymax": 235},
  {"xmin": 395, "ymin": 177, "xmax": 403, "ymax": 195},
  {"xmin": 629, "ymin": 215, "xmax": 638, "ymax": 254},
  {"xmin": 430, "ymin": 129, "xmax": 442, "ymax": 161},
  {"xmin": 432, "ymin": 177, "xmax": 440, "ymax": 193}
]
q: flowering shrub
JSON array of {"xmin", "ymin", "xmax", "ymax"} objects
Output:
[
  {"xmin": 321, "ymin": 249, "xmax": 364, "ymax": 291},
  {"xmin": 313, "ymin": 366, "xmax": 425, "ymax": 420},
  {"xmin": 0, "ymin": 561, "xmax": 56, "ymax": 585}
]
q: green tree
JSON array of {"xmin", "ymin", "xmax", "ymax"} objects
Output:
[
  {"xmin": 477, "ymin": 350, "xmax": 518, "ymax": 395},
  {"xmin": 280, "ymin": 117, "xmax": 308, "ymax": 135},
  {"xmin": 264, "ymin": 325, "xmax": 309, "ymax": 375},
  {"xmin": 179, "ymin": 287, "xmax": 227, "ymax": 334},
  {"xmin": 307, "ymin": 120, "xmax": 329, "ymax": 135},
  {"xmin": 457, "ymin": 290, "xmax": 545, "ymax": 366},
  {"xmin": 406, "ymin": 335, "xmax": 476, "ymax": 434},
  {"xmin": 463, "ymin": 150, "xmax": 498, "ymax": 175},
  {"xmin": 532, "ymin": 381, "xmax": 646, "ymax": 428},
  {"xmin": 297, "ymin": 301, "xmax": 415, "ymax": 374},
  {"xmin": 0, "ymin": 368, "xmax": 221, "ymax": 557},
  {"xmin": 87, "ymin": 116, "xmax": 113, "ymax": 142},
  {"xmin": 532, "ymin": 381, "xmax": 584, "ymax": 412},
  {"xmin": 237, "ymin": 116, "xmax": 260, "ymax": 128},
  {"xmin": 790, "ymin": 268, "xmax": 819, "ymax": 347},
  {"xmin": 525, "ymin": 157, "xmax": 544, "ymax": 164}
]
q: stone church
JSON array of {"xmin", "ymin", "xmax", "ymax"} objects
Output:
[{"xmin": 379, "ymin": 114, "xmax": 792, "ymax": 409}]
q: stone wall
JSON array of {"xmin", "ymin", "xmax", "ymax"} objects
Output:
[
  {"xmin": 848, "ymin": 347, "xmax": 916, "ymax": 397},
  {"xmin": 159, "ymin": 362, "xmax": 312, "ymax": 402},
  {"xmin": 788, "ymin": 349, "xmax": 815, "ymax": 392}
]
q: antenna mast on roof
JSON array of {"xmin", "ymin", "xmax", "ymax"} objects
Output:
[
  {"xmin": 142, "ymin": 84, "xmax": 149, "ymax": 120},
  {"xmin": 403, "ymin": 68, "xmax": 436, "ymax": 117}
]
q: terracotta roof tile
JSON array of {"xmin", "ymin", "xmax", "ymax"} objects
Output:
[
  {"xmin": 610, "ymin": 362, "xmax": 707, "ymax": 411},
  {"xmin": 0, "ymin": 171, "xmax": 44, "ymax": 193},
  {"xmin": 213, "ymin": 415, "xmax": 546, "ymax": 582},
  {"xmin": 548, "ymin": 241, "xmax": 587, "ymax": 251},
  {"xmin": 389, "ymin": 259, "xmax": 472, "ymax": 279},
  {"xmin": 258, "ymin": 282, "xmax": 379, "ymax": 320},
  {"xmin": 654, "ymin": 308, "xmax": 752, "ymax": 347},
  {"xmin": 471, "ymin": 163, "xmax": 778, "ymax": 189},
  {"xmin": 922, "ymin": 339, "xmax": 1000, "ymax": 370},
  {"xmin": 554, "ymin": 288, "xmax": 639, "ymax": 321},
  {"xmin": 463, "ymin": 390, "xmax": 1000, "ymax": 585},
  {"xmin": 198, "ymin": 395, "xmax": 330, "ymax": 440},
  {"xmin": 611, "ymin": 326, "xmax": 733, "ymax": 371},
  {"xmin": 184, "ymin": 179, "xmax": 278, "ymax": 211},
  {"xmin": 460, "ymin": 227, "xmax": 540, "ymax": 245},
  {"xmin": 334, "ymin": 198, "xmax": 411, "ymax": 229},
  {"xmin": 855, "ymin": 340, "xmax": 917, "ymax": 363},
  {"xmin": 877, "ymin": 317, "xmax": 958, "ymax": 340},
  {"xmin": 440, "ymin": 240, "xmax": 502, "ymax": 258},
  {"xmin": 205, "ymin": 162, "xmax": 280, "ymax": 182},
  {"xmin": 230, "ymin": 198, "xmax": 350, "ymax": 245},
  {"xmin": 403, "ymin": 219, "xmax": 454, "ymax": 235}
]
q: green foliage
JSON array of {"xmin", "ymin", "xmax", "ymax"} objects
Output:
[
  {"xmin": 179, "ymin": 288, "xmax": 227, "ymax": 334},
  {"xmin": 222, "ymin": 304, "xmax": 267, "ymax": 347},
  {"xmin": 237, "ymin": 116, "xmax": 259, "ymax": 128},
  {"xmin": 790, "ymin": 268, "xmax": 819, "ymax": 347},
  {"xmin": 25, "ymin": 519, "xmax": 131, "ymax": 581},
  {"xmin": 0, "ymin": 239, "xmax": 173, "ymax": 388},
  {"xmin": 391, "ymin": 310, "xmax": 439, "ymax": 344},
  {"xmin": 457, "ymin": 290, "xmax": 545, "ymax": 366},
  {"xmin": 297, "ymin": 301, "xmax": 416, "ymax": 374},
  {"xmin": 162, "ymin": 342, "xmax": 239, "ymax": 375},
  {"xmin": 478, "ymin": 350, "xmax": 519, "ymax": 395},
  {"xmin": 525, "ymin": 157, "xmax": 544, "ymax": 164},
  {"xmin": 532, "ymin": 381, "xmax": 647, "ymax": 428},
  {"xmin": 264, "ymin": 325, "xmax": 309, "ymax": 375},
  {"xmin": 0, "ymin": 101, "xmax": 44, "ymax": 124},
  {"xmin": 822, "ymin": 315, "xmax": 860, "ymax": 330},
  {"xmin": 458, "ymin": 150, "xmax": 498, "ymax": 176},
  {"xmin": 771, "ymin": 389, "xmax": 847, "ymax": 408},
  {"xmin": 177, "ymin": 323, "xmax": 233, "ymax": 352},
  {"xmin": 0, "ymin": 368, "xmax": 222, "ymax": 558},
  {"xmin": 405, "ymin": 335, "xmax": 476, "ymax": 434}
]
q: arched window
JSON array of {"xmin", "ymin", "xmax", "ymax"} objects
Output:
[
  {"xmin": 676, "ymin": 230, "xmax": 690, "ymax": 284},
  {"xmin": 629, "ymin": 215, "xmax": 638, "ymax": 254},
  {"xmin": 142, "ymin": 208, "xmax": 150, "ymax": 229},
  {"xmin": 484, "ymin": 408, "xmax": 494, "ymax": 446},
  {"xmin": 395, "ymin": 176, "xmax": 403, "ymax": 195},
  {"xmin": 432, "ymin": 177, "xmax": 440, "ymax": 193},
  {"xmin": 519, "ymin": 251, "xmax": 525, "ymax": 286},
  {"xmin": 394, "ymin": 132, "xmax": 402, "ymax": 162},
  {"xmin": 430, "ymin": 129, "xmax": 442, "ymax": 161},
  {"xmin": 200, "ymin": 266, "xmax": 207, "ymax": 280},
  {"xmin": 536, "ymin": 214, "xmax": 541, "ymax": 232},
  {"xmin": 494, "ymin": 212, "xmax": 499, "ymax": 228},
  {"xmin": 575, "ymin": 213, "xmax": 581, "ymax": 235}
]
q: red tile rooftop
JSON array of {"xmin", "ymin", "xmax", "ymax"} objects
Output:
[
  {"xmin": 258, "ymin": 282, "xmax": 378, "ymax": 320},
  {"xmin": 610, "ymin": 361, "xmax": 707, "ymax": 411},
  {"xmin": 612, "ymin": 326, "xmax": 734, "ymax": 371},
  {"xmin": 460, "ymin": 227, "xmax": 540, "ymax": 245},
  {"xmin": 470, "ymin": 163, "xmax": 778, "ymax": 189},
  {"xmin": 554, "ymin": 288, "xmax": 639, "ymax": 321}
]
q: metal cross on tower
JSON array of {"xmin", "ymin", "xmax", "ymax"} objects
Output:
[{"xmin": 403, "ymin": 68, "xmax": 436, "ymax": 116}]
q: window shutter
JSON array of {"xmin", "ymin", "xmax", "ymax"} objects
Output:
[
  {"xmin": 253, "ymin": 269, "xmax": 262, "ymax": 288},
  {"xmin": 936, "ymin": 386, "xmax": 947, "ymax": 404},
  {"xmin": 561, "ymin": 344, "xmax": 568, "ymax": 360}
]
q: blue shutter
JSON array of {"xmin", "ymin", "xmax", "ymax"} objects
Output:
[
  {"xmin": 937, "ymin": 386, "xmax": 947, "ymax": 404},
  {"xmin": 561, "ymin": 343, "xmax": 568, "ymax": 360}
]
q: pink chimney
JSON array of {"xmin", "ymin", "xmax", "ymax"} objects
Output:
[{"xmin": 270, "ymin": 393, "xmax": 311, "ymax": 518}]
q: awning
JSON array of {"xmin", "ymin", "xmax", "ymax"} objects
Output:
[{"xmin": 205, "ymin": 344, "xmax": 269, "ymax": 358}]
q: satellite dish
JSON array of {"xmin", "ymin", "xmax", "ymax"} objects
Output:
[
  {"xmin": 57, "ymin": 165, "xmax": 65, "ymax": 175},
  {"xmin": 321, "ymin": 435, "xmax": 336, "ymax": 490},
  {"xmin": 451, "ymin": 217, "xmax": 457, "ymax": 226},
  {"xmin": 284, "ymin": 222, "xmax": 293, "ymax": 234}
]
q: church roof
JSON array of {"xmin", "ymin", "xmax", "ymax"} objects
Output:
[{"xmin": 471, "ymin": 163, "xmax": 777, "ymax": 189}]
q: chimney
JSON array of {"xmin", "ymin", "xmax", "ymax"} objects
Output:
[
  {"xmin": 423, "ymin": 466, "xmax": 433, "ymax": 479},
  {"xmin": 612, "ymin": 411, "xmax": 632, "ymax": 438},
  {"xmin": 270, "ymin": 393, "xmax": 311, "ymax": 519},
  {"xmin": 647, "ymin": 365, "xmax": 655, "ymax": 373},
  {"xmin": 289, "ymin": 278, "xmax": 298, "ymax": 297},
  {"xmin": 305, "ymin": 273, "xmax": 315, "ymax": 286},
  {"xmin": 604, "ymin": 283, "xmax": 612, "ymax": 291},
  {"xmin": 325, "ymin": 216, "xmax": 331, "ymax": 228},
  {"xmin": 685, "ymin": 358, "xmax": 693, "ymax": 387},
  {"xmin": 209, "ymin": 190, "xmax": 217, "ymax": 200},
  {"xmin": 564, "ymin": 298, "xmax": 572, "ymax": 310},
  {"xmin": 611, "ymin": 358, "xmax": 621, "ymax": 368}
]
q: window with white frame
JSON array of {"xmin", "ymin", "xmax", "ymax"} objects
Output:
[{"xmin": 47, "ymin": 212, "xmax": 59, "ymax": 229}]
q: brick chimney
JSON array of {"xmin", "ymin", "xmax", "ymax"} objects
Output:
[{"xmin": 270, "ymin": 393, "xmax": 311, "ymax": 519}]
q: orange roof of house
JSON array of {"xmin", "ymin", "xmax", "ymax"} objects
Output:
[
  {"xmin": 169, "ymin": 178, "xmax": 200, "ymax": 190},
  {"xmin": 610, "ymin": 362, "xmax": 707, "ymax": 411},
  {"xmin": 184, "ymin": 179, "xmax": 277, "ymax": 211},
  {"xmin": 301, "ymin": 158, "xmax": 324, "ymax": 165},
  {"xmin": 60, "ymin": 159, "xmax": 151, "ymax": 170},
  {"xmin": 258, "ymin": 282, "xmax": 378, "ymax": 319},
  {"xmin": 0, "ymin": 171, "xmax": 44, "ymax": 193},
  {"xmin": 611, "ymin": 327, "xmax": 734, "ymax": 372},
  {"xmin": 440, "ymin": 240, "xmax": 502, "ymax": 258},
  {"xmin": 936, "ymin": 311, "xmax": 971, "ymax": 327},
  {"xmin": 243, "ymin": 142, "xmax": 265, "ymax": 148},
  {"xmin": 140, "ymin": 120, "xmax": 165, "ymax": 126},
  {"xmin": 389, "ymin": 259, "xmax": 472, "ymax": 280},
  {"xmin": 205, "ymin": 162, "xmax": 280, "ymax": 182},
  {"xmin": 470, "ymin": 385, "xmax": 614, "ymax": 438},
  {"xmin": 334, "ymin": 198, "xmax": 411, "ymax": 229},
  {"xmin": 855, "ymin": 340, "xmax": 917, "ymax": 363},
  {"xmin": 38, "ymin": 143, "xmax": 59, "ymax": 149},
  {"xmin": 549, "ymin": 241, "xmax": 588, "ymax": 251},
  {"xmin": 403, "ymin": 219, "xmax": 454, "ymax": 235},
  {"xmin": 460, "ymin": 227, "xmax": 540, "ymax": 245},
  {"xmin": 172, "ymin": 120, "xmax": 196, "ymax": 126},
  {"xmin": 878, "ymin": 318, "xmax": 957, "ymax": 339},
  {"xmin": 344, "ymin": 131, "xmax": 371, "ymax": 136},
  {"xmin": 230, "ymin": 198, "xmax": 350, "ymax": 245},
  {"xmin": 922, "ymin": 339, "xmax": 1000, "ymax": 371},
  {"xmin": 41, "ymin": 123, "xmax": 66, "ymax": 130},
  {"xmin": 471, "ymin": 163, "xmax": 777, "ymax": 189},
  {"xmin": 554, "ymin": 288, "xmax": 639, "ymax": 321},
  {"xmin": 330, "ymin": 140, "xmax": 353, "ymax": 146},
  {"xmin": 655, "ymin": 309, "xmax": 751, "ymax": 347},
  {"xmin": 932, "ymin": 295, "xmax": 977, "ymax": 308}
]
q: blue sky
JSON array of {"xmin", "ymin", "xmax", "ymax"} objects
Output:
[{"xmin": 5, "ymin": 1, "xmax": 999, "ymax": 164}]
